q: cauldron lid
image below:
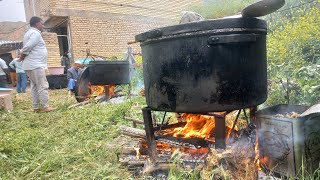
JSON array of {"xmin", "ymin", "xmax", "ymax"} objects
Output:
[{"xmin": 135, "ymin": 17, "xmax": 267, "ymax": 42}]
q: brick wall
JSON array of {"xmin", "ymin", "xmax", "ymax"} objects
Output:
[
  {"xmin": 0, "ymin": 22, "xmax": 28, "ymax": 41},
  {"xmin": 69, "ymin": 16, "xmax": 172, "ymax": 60},
  {"xmin": 25, "ymin": 0, "xmax": 202, "ymax": 22},
  {"xmin": 50, "ymin": 0, "xmax": 201, "ymax": 20},
  {"xmin": 24, "ymin": 0, "xmax": 203, "ymax": 61},
  {"xmin": 24, "ymin": 0, "xmax": 51, "ymax": 22},
  {"xmin": 42, "ymin": 32, "xmax": 60, "ymax": 66}
]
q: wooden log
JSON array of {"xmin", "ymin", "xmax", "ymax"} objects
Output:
[
  {"xmin": 119, "ymin": 125, "xmax": 146, "ymax": 138},
  {"xmin": 94, "ymin": 94, "xmax": 107, "ymax": 102},
  {"xmin": 68, "ymin": 94, "xmax": 107, "ymax": 109},
  {"xmin": 68, "ymin": 100, "xmax": 93, "ymax": 109},
  {"xmin": 153, "ymin": 122, "xmax": 187, "ymax": 131},
  {"xmin": 124, "ymin": 117, "xmax": 144, "ymax": 128},
  {"xmin": 119, "ymin": 157, "xmax": 146, "ymax": 166},
  {"xmin": 124, "ymin": 117, "xmax": 144, "ymax": 124}
]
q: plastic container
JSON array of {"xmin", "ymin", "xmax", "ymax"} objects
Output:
[
  {"xmin": 47, "ymin": 66, "xmax": 65, "ymax": 75},
  {"xmin": 0, "ymin": 88, "xmax": 13, "ymax": 95}
]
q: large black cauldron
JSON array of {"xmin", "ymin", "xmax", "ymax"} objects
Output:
[
  {"xmin": 88, "ymin": 60, "xmax": 130, "ymax": 85},
  {"xmin": 136, "ymin": 18, "xmax": 268, "ymax": 113},
  {"xmin": 75, "ymin": 60, "xmax": 130, "ymax": 102}
]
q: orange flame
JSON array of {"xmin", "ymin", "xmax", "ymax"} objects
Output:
[
  {"xmin": 134, "ymin": 147, "xmax": 141, "ymax": 158},
  {"xmin": 254, "ymin": 137, "xmax": 262, "ymax": 170},
  {"xmin": 162, "ymin": 112, "xmax": 238, "ymax": 141},
  {"xmin": 168, "ymin": 114, "xmax": 216, "ymax": 139},
  {"xmin": 89, "ymin": 85, "xmax": 105, "ymax": 97},
  {"xmin": 89, "ymin": 85, "xmax": 115, "ymax": 97}
]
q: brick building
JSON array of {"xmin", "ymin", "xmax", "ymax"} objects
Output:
[
  {"xmin": 0, "ymin": 22, "xmax": 28, "ymax": 66},
  {"xmin": 23, "ymin": 0, "xmax": 202, "ymax": 66}
]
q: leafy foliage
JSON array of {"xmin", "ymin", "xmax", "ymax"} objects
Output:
[{"xmin": 266, "ymin": 6, "xmax": 320, "ymax": 105}]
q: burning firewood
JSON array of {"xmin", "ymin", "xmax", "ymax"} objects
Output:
[{"xmin": 202, "ymin": 124, "xmax": 258, "ymax": 180}]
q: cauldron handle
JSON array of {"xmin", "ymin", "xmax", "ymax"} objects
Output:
[{"xmin": 207, "ymin": 34, "xmax": 257, "ymax": 45}]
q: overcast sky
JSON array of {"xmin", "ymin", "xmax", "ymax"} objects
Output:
[{"xmin": 0, "ymin": 0, "xmax": 26, "ymax": 22}]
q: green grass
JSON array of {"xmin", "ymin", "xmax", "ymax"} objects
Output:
[{"xmin": 0, "ymin": 89, "xmax": 145, "ymax": 179}]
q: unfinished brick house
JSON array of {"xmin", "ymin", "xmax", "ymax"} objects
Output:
[{"xmin": 23, "ymin": 0, "xmax": 202, "ymax": 66}]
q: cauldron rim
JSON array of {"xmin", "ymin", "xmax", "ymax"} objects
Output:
[
  {"xmin": 135, "ymin": 17, "xmax": 267, "ymax": 42},
  {"xmin": 88, "ymin": 60, "xmax": 129, "ymax": 65}
]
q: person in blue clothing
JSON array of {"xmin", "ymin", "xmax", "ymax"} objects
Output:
[
  {"xmin": 0, "ymin": 57, "xmax": 9, "ymax": 87},
  {"xmin": 9, "ymin": 53, "xmax": 28, "ymax": 93},
  {"xmin": 67, "ymin": 60, "xmax": 83, "ymax": 96}
]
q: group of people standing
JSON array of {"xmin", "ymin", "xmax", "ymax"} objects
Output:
[
  {"xmin": 3, "ymin": 15, "xmax": 135, "ymax": 112},
  {"xmin": 0, "ymin": 53, "xmax": 27, "ymax": 93}
]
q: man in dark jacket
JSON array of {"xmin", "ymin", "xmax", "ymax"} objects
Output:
[
  {"xmin": 67, "ymin": 60, "xmax": 82, "ymax": 96},
  {"xmin": 61, "ymin": 52, "xmax": 71, "ymax": 74}
]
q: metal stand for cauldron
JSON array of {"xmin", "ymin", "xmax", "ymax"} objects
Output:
[{"xmin": 142, "ymin": 106, "xmax": 257, "ymax": 163}]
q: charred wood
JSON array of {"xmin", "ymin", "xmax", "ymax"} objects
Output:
[
  {"xmin": 154, "ymin": 121, "xmax": 187, "ymax": 131},
  {"xmin": 156, "ymin": 135, "xmax": 209, "ymax": 148}
]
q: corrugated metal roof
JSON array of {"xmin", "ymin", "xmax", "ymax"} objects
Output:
[{"xmin": 0, "ymin": 40, "xmax": 23, "ymax": 54}]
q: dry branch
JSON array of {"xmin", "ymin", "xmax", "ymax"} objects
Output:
[{"xmin": 68, "ymin": 100, "xmax": 93, "ymax": 109}]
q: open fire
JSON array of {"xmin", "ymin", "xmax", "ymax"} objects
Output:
[
  {"xmin": 131, "ymin": 111, "xmax": 243, "ymax": 162},
  {"xmin": 160, "ymin": 112, "xmax": 239, "ymax": 142},
  {"xmin": 128, "ymin": 106, "xmax": 320, "ymax": 179},
  {"xmin": 120, "ymin": 109, "xmax": 261, "ymax": 179},
  {"xmin": 88, "ymin": 84, "xmax": 115, "ymax": 98}
]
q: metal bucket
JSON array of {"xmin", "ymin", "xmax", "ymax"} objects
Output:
[{"xmin": 256, "ymin": 104, "xmax": 320, "ymax": 177}]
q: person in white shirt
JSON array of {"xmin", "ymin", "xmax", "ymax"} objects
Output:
[
  {"xmin": 20, "ymin": 16, "xmax": 55, "ymax": 112},
  {"xmin": 0, "ymin": 58, "xmax": 9, "ymax": 88},
  {"xmin": 9, "ymin": 53, "xmax": 27, "ymax": 93}
]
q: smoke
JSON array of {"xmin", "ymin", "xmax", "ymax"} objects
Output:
[{"xmin": 130, "ymin": 67, "xmax": 144, "ymax": 95}]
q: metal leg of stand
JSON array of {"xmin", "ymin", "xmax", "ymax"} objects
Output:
[
  {"xmin": 104, "ymin": 85, "xmax": 111, "ymax": 101},
  {"xmin": 142, "ymin": 107, "xmax": 157, "ymax": 163},
  {"xmin": 250, "ymin": 106, "xmax": 257, "ymax": 125},
  {"xmin": 215, "ymin": 114, "xmax": 226, "ymax": 149}
]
